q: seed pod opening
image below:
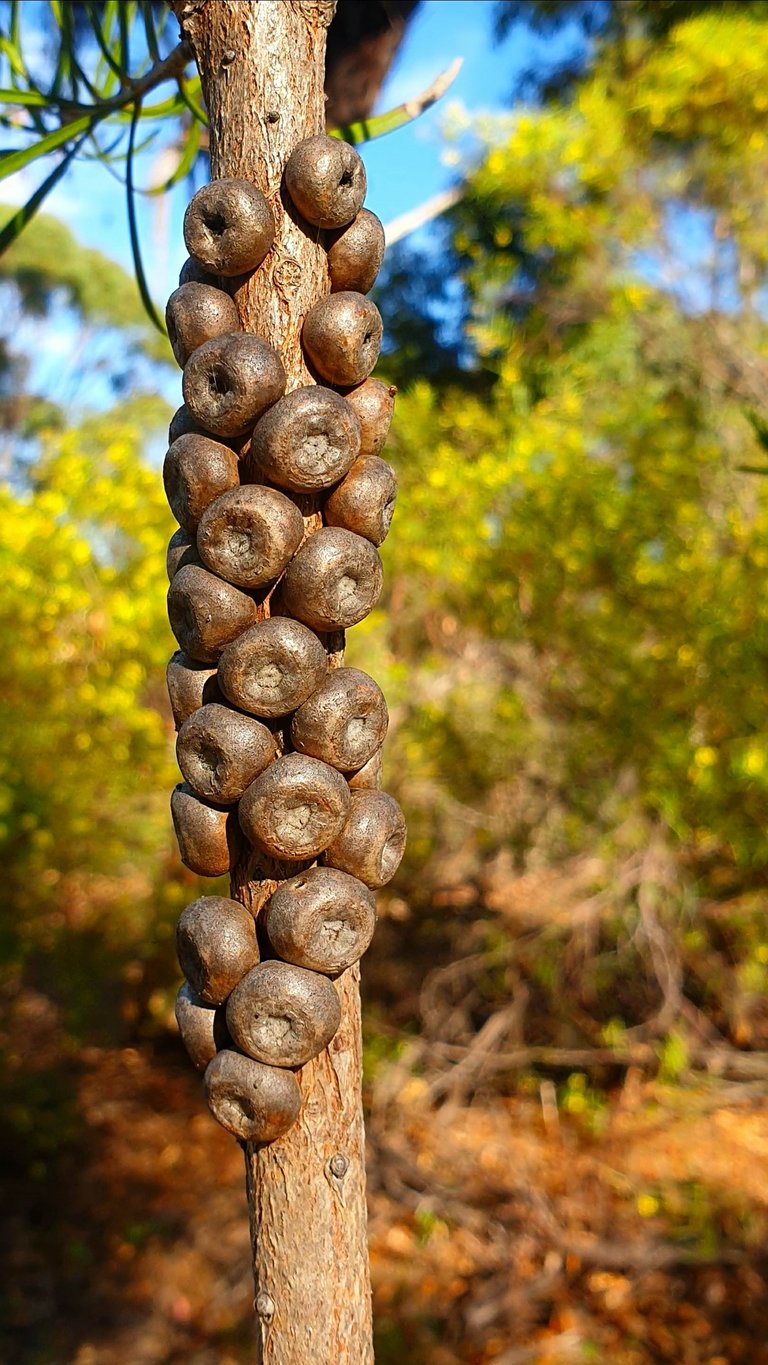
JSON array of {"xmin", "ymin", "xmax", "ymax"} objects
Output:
[
  {"xmin": 264, "ymin": 867, "xmax": 376, "ymax": 975},
  {"xmin": 183, "ymin": 333, "xmax": 286, "ymax": 438},
  {"xmin": 167, "ymin": 528, "xmax": 202, "ymax": 582},
  {"xmin": 291, "ymin": 667, "xmax": 388, "ymax": 772},
  {"xmin": 177, "ymin": 895, "xmax": 260, "ymax": 1005},
  {"xmin": 218, "ymin": 617, "xmax": 328, "ymax": 718},
  {"xmin": 167, "ymin": 564, "xmax": 259, "ymax": 663},
  {"xmin": 342, "ymin": 377, "xmax": 396, "ymax": 457},
  {"xmin": 302, "ymin": 292, "xmax": 382, "ymax": 387},
  {"xmin": 175, "ymin": 982, "xmax": 231, "ymax": 1072},
  {"xmin": 327, "ymin": 209, "xmax": 385, "ymax": 294},
  {"xmin": 226, "ymin": 961, "xmax": 341, "ymax": 1067},
  {"xmin": 284, "ymin": 134, "xmax": 366, "ymax": 230},
  {"xmin": 239, "ymin": 752, "xmax": 350, "ymax": 861},
  {"xmin": 279, "ymin": 526, "xmax": 383, "ymax": 631},
  {"xmin": 163, "ymin": 432, "xmax": 240, "ymax": 533},
  {"xmin": 197, "ymin": 485, "xmax": 304, "ymax": 589},
  {"xmin": 166, "ymin": 650, "xmax": 222, "ymax": 730},
  {"xmin": 323, "ymin": 789, "xmax": 406, "ymax": 888},
  {"xmin": 250, "ymin": 385, "xmax": 361, "ymax": 494},
  {"xmin": 324, "ymin": 456, "xmax": 397, "ymax": 546},
  {"xmin": 184, "ymin": 178, "xmax": 275, "ymax": 276},
  {"xmin": 204, "ymin": 1050, "xmax": 301, "ymax": 1143},
  {"xmin": 166, "ymin": 282, "xmax": 241, "ymax": 368},
  {"xmin": 171, "ymin": 783, "xmax": 238, "ymax": 878},
  {"xmin": 176, "ymin": 702, "xmax": 277, "ymax": 805},
  {"xmin": 348, "ymin": 746, "xmax": 383, "ymax": 791}
]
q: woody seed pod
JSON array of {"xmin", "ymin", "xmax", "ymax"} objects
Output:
[
  {"xmin": 263, "ymin": 867, "xmax": 376, "ymax": 975},
  {"xmin": 183, "ymin": 333, "xmax": 285, "ymax": 438},
  {"xmin": 179, "ymin": 256, "xmax": 219, "ymax": 288},
  {"xmin": 168, "ymin": 403, "xmax": 205, "ymax": 444},
  {"xmin": 291, "ymin": 667, "xmax": 388, "ymax": 772},
  {"xmin": 167, "ymin": 528, "xmax": 201, "ymax": 582},
  {"xmin": 218, "ymin": 617, "xmax": 327, "ymax": 718},
  {"xmin": 175, "ymin": 981, "xmax": 230, "ymax": 1072},
  {"xmin": 226, "ymin": 961, "xmax": 341, "ymax": 1067},
  {"xmin": 284, "ymin": 134, "xmax": 366, "ymax": 229},
  {"xmin": 326, "ymin": 209, "xmax": 385, "ymax": 294},
  {"xmin": 324, "ymin": 456, "xmax": 397, "ymax": 546},
  {"xmin": 166, "ymin": 282, "xmax": 241, "ymax": 368},
  {"xmin": 302, "ymin": 292, "xmax": 382, "ymax": 387},
  {"xmin": 184, "ymin": 178, "xmax": 275, "ymax": 276},
  {"xmin": 249, "ymin": 385, "xmax": 361, "ymax": 494},
  {"xmin": 197, "ymin": 485, "xmax": 304, "ymax": 589},
  {"xmin": 166, "ymin": 650, "xmax": 222, "ymax": 730},
  {"xmin": 348, "ymin": 747, "xmax": 382, "ymax": 791},
  {"xmin": 167, "ymin": 564, "xmax": 259, "ymax": 663},
  {"xmin": 204, "ymin": 1049, "xmax": 301, "ymax": 1143},
  {"xmin": 177, "ymin": 895, "xmax": 260, "ymax": 1005},
  {"xmin": 176, "ymin": 702, "xmax": 276, "ymax": 804},
  {"xmin": 163, "ymin": 432, "xmax": 240, "ymax": 533},
  {"xmin": 171, "ymin": 783, "xmax": 238, "ymax": 878},
  {"xmin": 324, "ymin": 790, "xmax": 406, "ymax": 888},
  {"xmin": 239, "ymin": 752, "xmax": 350, "ymax": 861},
  {"xmin": 343, "ymin": 377, "xmax": 396, "ymax": 457},
  {"xmin": 279, "ymin": 526, "xmax": 383, "ymax": 631}
]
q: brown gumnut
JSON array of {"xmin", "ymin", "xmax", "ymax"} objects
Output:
[
  {"xmin": 168, "ymin": 403, "xmax": 205, "ymax": 444},
  {"xmin": 204, "ymin": 1049, "xmax": 301, "ymax": 1143},
  {"xmin": 343, "ymin": 377, "xmax": 396, "ymax": 457},
  {"xmin": 226, "ymin": 961, "xmax": 341, "ymax": 1067},
  {"xmin": 166, "ymin": 650, "xmax": 222, "ymax": 730},
  {"xmin": 177, "ymin": 894, "xmax": 260, "ymax": 1005},
  {"xmin": 249, "ymin": 385, "xmax": 361, "ymax": 494},
  {"xmin": 284, "ymin": 134, "xmax": 366, "ymax": 229},
  {"xmin": 167, "ymin": 564, "xmax": 258, "ymax": 663},
  {"xmin": 348, "ymin": 747, "xmax": 382, "ymax": 791},
  {"xmin": 197, "ymin": 485, "xmax": 304, "ymax": 589},
  {"xmin": 324, "ymin": 789, "xmax": 406, "ymax": 888},
  {"xmin": 183, "ymin": 334, "xmax": 286, "ymax": 438},
  {"xmin": 175, "ymin": 981, "xmax": 231, "ymax": 1071},
  {"xmin": 239, "ymin": 752, "xmax": 350, "ymax": 861},
  {"xmin": 163, "ymin": 432, "xmax": 240, "ymax": 533},
  {"xmin": 167, "ymin": 528, "xmax": 201, "ymax": 582},
  {"xmin": 179, "ymin": 256, "xmax": 219, "ymax": 288},
  {"xmin": 326, "ymin": 209, "xmax": 385, "ymax": 294},
  {"xmin": 324, "ymin": 456, "xmax": 397, "ymax": 546},
  {"xmin": 171, "ymin": 784, "xmax": 239, "ymax": 878},
  {"xmin": 176, "ymin": 702, "xmax": 276, "ymax": 804},
  {"xmin": 166, "ymin": 283, "xmax": 240, "ymax": 368},
  {"xmin": 302, "ymin": 292, "xmax": 382, "ymax": 387},
  {"xmin": 279, "ymin": 526, "xmax": 383, "ymax": 631},
  {"xmin": 291, "ymin": 667, "xmax": 388, "ymax": 772},
  {"xmin": 183, "ymin": 178, "xmax": 275, "ymax": 276},
  {"xmin": 218, "ymin": 618, "xmax": 327, "ymax": 719},
  {"xmin": 263, "ymin": 867, "xmax": 376, "ymax": 975}
]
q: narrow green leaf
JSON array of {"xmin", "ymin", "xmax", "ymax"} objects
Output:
[
  {"xmin": 140, "ymin": 0, "xmax": 160, "ymax": 63},
  {"xmin": 0, "ymin": 114, "xmax": 94, "ymax": 182},
  {"xmin": 330, "ymin": 57, "xmax": 463, "ymax": 146},
  {"xmin": 85, "ymin": 1, "xmax": 127, "ymax": 82},
  {"xmin": 147, "ymin": 119, "xmax": 201, "ymax": 194},
  {"xmin": 0, "ymin": 134, "xmax": 87, "ymax": 256},
  {"xmin": 126, "ymin": 100, "xmax": 165, "ymax": 335},
  {"xmin": 175, "ymin": 75, "xmax": 207, "ymax": 125},
  {"xmin": 0, "ymin": 89, "xmax": 51, "ymax": 108}
]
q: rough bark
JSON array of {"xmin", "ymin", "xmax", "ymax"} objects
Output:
[{"xmin": 168, "ymin": 3, "xmax": 374, "ymax": 1361}]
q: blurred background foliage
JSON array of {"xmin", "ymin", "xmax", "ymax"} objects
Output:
[{"xmin": 4, "ymin": 2, "xmax": 768, "ymax": 1363}]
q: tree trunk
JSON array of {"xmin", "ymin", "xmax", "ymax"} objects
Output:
[{"xmin": 168, "ymin": 3, "xmax": 374, "ymax": 1361}]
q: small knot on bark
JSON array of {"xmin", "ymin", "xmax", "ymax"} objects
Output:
[
  {"xmin": 329, "ymin": 1152, "xmax": 349, "ymax": 1178},
  {"xmin": 256, "ymin": 1292, "xmax": 276, "ymax": 1322}
]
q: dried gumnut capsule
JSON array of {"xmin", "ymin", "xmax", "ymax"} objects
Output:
[
  {"xmin": 167, "ymin": 528, "xmax": 201, "ymax": 582},
  {"xmin": 239, "ymin": 753, "xmax": 350, "ymax": 861},
  {"xmin": 197, "ymin": 485, "xmax": 304, "ymax": 589},
  {"xmin": 179, "ymin": 256, "xmax": 219, "ymax": 288},
  {"xmin": 226, "ymin": 961, "xmax": 341, "ymax": 1067},
  {"xmin": 218, "ymin": 618, "xmax": 327, "ymax": 718},
  {"xmin": 175, "ymin": 981, "xmax": 230, "ymax": 1072},
  {"xmin": 324, "ymin": 790, "xmax": 406, "ymax": 888},
  {"xmin": 291, "ymin": 667, "xmax": 388, "ymax": 772},
  {"xmin": 166, "ymin": 650, "xmax": 221, "ymax": 729},
  {"xmin": 327, "ymin": 209, "xmax": 385, "ymax": 294},
  {"xmin": 167, "ymin": 564, "xmax": 258, "ymax": 663},
  {"xmin": 263, "ymin": 867, "xmax": 376, "ymax": 975},
  {"xmin": 249, "ymin": 386, "xmax": 361, "ymax": 494},
  {"xmin": 348, "ymin": 747, "xmax": 382, "ymax": 791},
  {"xmin": 168, "ymin": 403, "xmax": 205, "ymax": 444},
  {"xmin": 177, "ymin": 895, "xmax": 260, "ymax": 1005},
  {"xmin": 163, "ymin": 432, "xmax": 240, "ymax": 533},
  {"xmin": 302, "ymin": 292, "xmax": 382, "ymax": 387},
  {"xmin": 343, "ymin": 378, "xmax": 396, "ymax": 457},
  {"xmin": 204, "ymin": 1050, "xmax": 301, "ymax": 1143},
  {"xmin": 184, "ymin": 178, "xmax": 275, "ymax": 276},
  {"xmin": 279, "ymin": 526, "xmax": 383, "ymax": 631},
  {"xmin": 284, "ymin": 134, "xmax": 366, "ymax": 230},
  {"xmin": 176, "ymin": 702, "xmax": 276, "ymax": 804},
  {"xmin": 183, "ymin": 334, "xmax": 285, "ymax": 438},
  {"xmin": 166, "ymin": 282, "xmax": 240, "ymax": 368},
  {"xmin": 171, "ymin": 783, "xmax": 238, "ymax": 877},
  {"xmin": 324, "ymin": 456, "xmax": 397, "ymax": 546}
]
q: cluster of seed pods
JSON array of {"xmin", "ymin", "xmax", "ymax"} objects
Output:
[{"xmin": 165, "ymin": 135, "xmax": 405, "ymax": 1146}]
